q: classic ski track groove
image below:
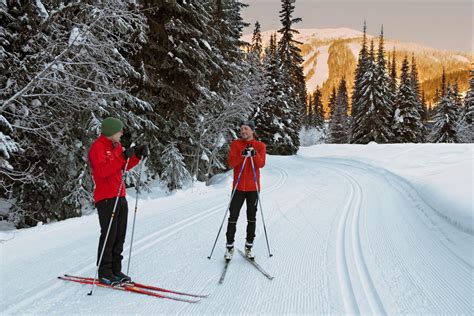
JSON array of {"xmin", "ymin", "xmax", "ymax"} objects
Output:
[
  {"xmin": 321, "ymin": 158, "xmax": 472, "ymax": 314},
  {"xmin": 323, "ymin": 162, "xmax": 385, "ymax": 315}
]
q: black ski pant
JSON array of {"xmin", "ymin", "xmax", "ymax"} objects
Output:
[
  {"xmin": 225, "ymin": 190, "xmax": 258, "ymax": 246},
  {"xmin": 96, "ymin": 197, "xmax": 128, "ymax": 277}
]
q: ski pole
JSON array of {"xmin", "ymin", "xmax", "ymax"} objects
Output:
[
  {"xmin": 126, "ymin": 156, "xmax": 147, "ymax": 275},
  {"xmin": 250, "ymin": 156, "xmax": 273, "ymax": 257},
  {"xmin": 207, "ymin": 156, "xmax": 249, "ymax": 260},
  {"xmin": 88, "ymin": 157, "xmax": 130, "ymax": 296}
]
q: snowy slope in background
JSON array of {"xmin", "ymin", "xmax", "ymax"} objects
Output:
[
  {"xmin": 1, "ymin": 144, "xmax": 472, "ymax": 314},
  {"xmin": 241, "ymin": 27, "xmax": 473, "ymax": 101},
  {"xmin": 241, "ymin": 28, "xmax": 364, "ymax": 44},
  {"xmin": 298, "ymin": 143, "xmax": 474, "ymax": 234}
]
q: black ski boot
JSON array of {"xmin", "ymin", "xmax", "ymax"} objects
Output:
[{"xmin": 114, "ymin": 271, "xmax": 132, "ymax": 283}]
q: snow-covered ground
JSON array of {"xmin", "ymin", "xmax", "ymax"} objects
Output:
[{"xmin": 1, "ymin": 144, "xmax": 472, "ymax": 314}]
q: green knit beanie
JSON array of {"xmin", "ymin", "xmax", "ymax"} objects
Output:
[{"xmin": 101, "ymin": 117, "xmax": 124, "ymax": 137}]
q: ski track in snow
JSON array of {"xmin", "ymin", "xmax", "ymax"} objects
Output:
[{"xmin": 2, "ymin": 156, "xmax": 472, "ymax": 314}]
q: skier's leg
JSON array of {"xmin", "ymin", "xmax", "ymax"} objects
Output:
[
  {"xmin": 225, "ymin": 190, "xmax": 246, "ymax": 246},
  {"xmin": 245, "ymin": 191, "xmax": 259, "ymax": 246},
  {"xmin": 97, "ymin": 198, "xmax": 119, "ymax": 278},
  {"xmin": 112, "ymin": 197, "xmax": 128, "ymax": 275}
]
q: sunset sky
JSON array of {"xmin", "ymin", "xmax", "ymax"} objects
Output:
[{"xmin": 241, "ymin": 0, "xmax": 472, "ymax": 52}]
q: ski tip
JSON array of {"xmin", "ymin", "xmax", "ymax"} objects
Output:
[
  {"xmin": 207, "ymin": 256, "xmax": 211, "ymax": 260},
  {"xmin": 269, "ymin": 254, "xmax": 274, "ymax": 257}
]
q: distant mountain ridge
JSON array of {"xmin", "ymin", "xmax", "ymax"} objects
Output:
[{"xmin": 242, "ymin": 28, "xmax": 472, "ymax": 111}]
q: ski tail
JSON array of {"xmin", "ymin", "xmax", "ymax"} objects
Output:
[{"xmin": 237, "ymin": 249, "xmax": 274, "ymax": 280}]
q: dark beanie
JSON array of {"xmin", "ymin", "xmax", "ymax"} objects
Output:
[
  {"xmin": 240, "ymin": 120, "xmax": 255, "ymax": 131},
  {"xmin": 101, "ymin": 117, "xmax": 123, "ymax": 137}
]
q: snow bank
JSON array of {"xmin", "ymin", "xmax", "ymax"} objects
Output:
[{"xmin": 298, "ymin": 143, "xmax": 473, "ymax": 234}]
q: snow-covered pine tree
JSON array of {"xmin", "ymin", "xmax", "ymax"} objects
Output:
[
  {"xmin": 247, "ymin": 21, "xmax": 269, "ymax": 124},
  {"xmin": 255, "ymin": 33, "xmax": 279, "ymax": 149},
  {"xmin": 373, "ymin": 26, "xmax": 395, "ymax": 142},
  {"xmin": 393, "ymin": 56, "xmax": 425, "ymax": 143},
  {"xmin": 311, "ymin": 88, "xmax": 325, "ymax": 129},
  {"xmin": 329, "ymin": 78, "xmax": 349, "ymax": 143},
  {"xmin": 250, "ymin": 21, "xmax": 263, "ymax": 58},
  {"xmin": 276, "ymin": 0, "xmax": 306, "ymax": 153},
  {"xmin": 429, "ymin": 85, "xmax": 461, "ymax": 143},
  {"xmin": 257, "ymin": 31, "xmax": 298, "ymax": 155},
  {"xmin": 457, "ymin": 70, "xmax": 473, "ymax": 142},
  {"xmin": 352, "ymin": 27, "xmax": 394, "ymax": 144},
  {"xmin": 410, "ymin": 54, "xmax": 427, "ymax": 140},
  {"xmin": 388, "ymin": 47, "xmax": 398, "ymax": 119},
  {"xmin": 350, "ymin": 20, "xmax": 369, "ymax": 142},
  {"xmin": 161, "ymin": 142, "xmax": 192, "ymax": 191}
]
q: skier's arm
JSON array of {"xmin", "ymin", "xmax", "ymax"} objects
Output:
[
  {"xmin": 125, "ymin": 154, "xmax": 140, "ymax": 170},
  {"xmin": 89, "ymin": 144, "xmax": 126, "ymax": 178},
  {"xmin": 228, "ymin": 141, "xmax": 244, "ymax": 168},
  {"xmin": 253, "ymin": 143, "xmax": 266, "ymax": 168}
]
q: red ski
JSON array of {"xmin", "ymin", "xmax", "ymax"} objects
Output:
[
  {"xmin": 63, "ymin": 274, "xmax": 208, "ymax": 298},
  {"xmin": 58, "ymin": 276, "xmax": 201, "ymax": 303}
]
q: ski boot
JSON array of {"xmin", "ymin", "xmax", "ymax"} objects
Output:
[
  {"xmin": 99, "ymin": 274, "xmax": 121, "ymax": 286},
  {"xmin": 244, "ymin": 242, "xmax": 255, "ymax": 260},
  {"xmin": 114, "ymin": 271, "xmax": 132, "ymax": 283},
  {"xmin": 224, "ymin": 244, "xmax": 234, "ymax": 262}
]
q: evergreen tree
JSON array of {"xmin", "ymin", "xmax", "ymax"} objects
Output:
[
  {"xmin": 277, "ymin": 0, "xmax": 307, "ymax": 151},
  {"xmin": 328, "ymin": 87, "xmax": 337, "ymax": 115},
  {"xmin": 457, "ymin": 70, "xmax": 473, "ymax": 142},
  {"xmin": 250, "ymin": 21, "xmax": 263, "ymax": 57},
  {"xmin": 311, "ymin": 88, "xmax": 325, "ymax": 128},
  {"xmin": 350, "ymin": 20, "xmax": 369, "ymax": 142},
  {"xmin": 329, "ymin": 78, "xmax": 349, "ymax": 143},
  {"xmin": 430, "ymin": 85, "xmax": 461, "ymax": 143},
  {"xmin": 246, "ymin": 22, "xmax": 269, "ymax": 131},
  {"xmin": 393, "ymin": 56, "xmax": 424, "ymax": 143},
  {"xmin": 161, "ymin": 142, "xmax": 192, "ymax": 191},
  {"xmin": 352, "ymin": 32, "xmax": 394, "ymax": 144}
]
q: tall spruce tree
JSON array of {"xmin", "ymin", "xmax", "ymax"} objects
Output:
[
  {"xmin": 352, "ymin": 33, "xmax": 394, "ymax": 144},
  {"xmin": 311, "ymin": 88, "xmax": 325, "ymax": 128},
  {"xmin": 350, "ymin": 20, "xmax": 369, "ymax": 142},
  {"xmin": 251, "ymin": 21, "xmax": 263, "ymax": 57},
  {"xmin": 329, "ymin": 78, "xmax": 349, "ymax": 143},
  {"xmin": 457, "ymin": 70, "xmax": 473, "ymax": 142},
  {"xmin": 430, "ymin": 85, "xmax": 461, "ymax": 143},
  {"xmin": 410, "ymin": 54, "xmax": 427, "ymax": 139},
  {"xmin": 257, "ymin": 33, "xmax": 298, "ymax": 154},
  {"xmin": 276, "ymin": 0, "xmax": 306, "ymax": 153},
  {"xmin": 393, "ymin": 56, "xmax": 425, "ymax": 143}
]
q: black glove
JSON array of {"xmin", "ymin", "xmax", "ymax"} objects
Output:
[
  {"xmin": 241, "ymin": 147, "xmax": 256, "ymax": 157},
  {"xmin": 123, "ymin": 147, "xmax": 134, "ymax": 159},
  {"xmin": 134, "ymin": 144, "xmax": 148, "ymax": 159}
]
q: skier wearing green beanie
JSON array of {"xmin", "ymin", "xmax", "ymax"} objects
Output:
[{"xmin": 88, "ymin": 117, "xmax": 148, "ymax": 285}]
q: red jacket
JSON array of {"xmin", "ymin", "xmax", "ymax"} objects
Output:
[
  {"xmin": 228, "ymin": 139, "xmax": 266, "ymax": 192},
  {"xmin": 88, "ymin": 134, "xmax": 140, "ymax": 203}
]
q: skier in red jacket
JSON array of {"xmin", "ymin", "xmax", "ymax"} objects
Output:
[
  {"xmin": 88, "ymin": 117, "xmax": 147, "ymax": 285},
  {"xmin": 225, "ymin": 120, "xmax": 266, "ymax": 261}
]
